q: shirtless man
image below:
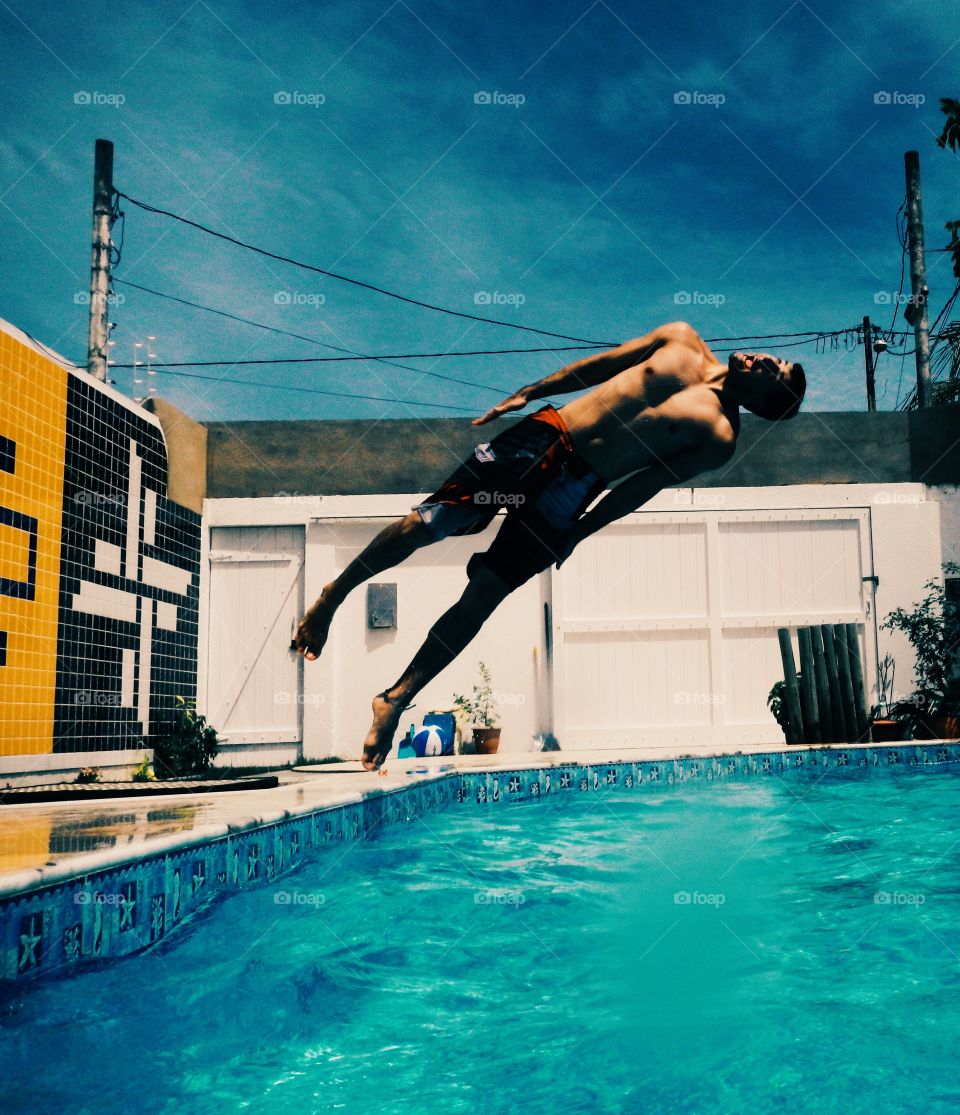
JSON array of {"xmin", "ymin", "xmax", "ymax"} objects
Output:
[{"xmin": 291, "ymin": 321, "xmax": 806, "ymax": 770}]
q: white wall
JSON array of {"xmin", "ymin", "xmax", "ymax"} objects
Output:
[{"xmin": 202, "ymin": 482, "xmax": 947, "ymax": 759}]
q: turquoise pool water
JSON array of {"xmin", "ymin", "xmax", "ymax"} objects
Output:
[{"xmin": 3, "ymin": 766, "xmax": 960, "ymax": 1114}]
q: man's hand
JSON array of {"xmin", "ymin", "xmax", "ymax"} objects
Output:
[{"xmin": 472, "ymin": 390, "xmax": 529, "ymax": 426}]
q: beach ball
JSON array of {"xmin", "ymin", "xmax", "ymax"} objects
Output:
[{"xmin": 411, "ymin": 724, "xmax": 445, "ymax": 757}]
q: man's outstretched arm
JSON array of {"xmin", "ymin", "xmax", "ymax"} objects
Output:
[{"xmin": 472, "ymin": 323, "xmax": 693, "ymax": 426}]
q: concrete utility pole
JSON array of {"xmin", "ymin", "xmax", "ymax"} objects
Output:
[
  {"xmin": 862, "ymin": 315, "xmax": 876, "ymax": 411},
  {"xmin": 904, "ymin": 150, "xmax": 932, "ymax": 408},
  {"xmin": 86, "ymin": 138, "xmax": 114, "ymax": 382}
]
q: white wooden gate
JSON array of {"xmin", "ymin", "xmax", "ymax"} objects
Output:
[
  {"xmin": 204, "ymin": 525, "xmax": 304, "ymax": 750},
  {"xmin": 551, "ymin": 508, "xmax": 877, "ymax": 749}
]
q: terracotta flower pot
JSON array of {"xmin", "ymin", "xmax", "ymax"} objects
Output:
[
  {"xmin": 870, "ymin": 718, "xmax": 905, "ymax": 743},
  {"xmin": 472, "ymin": 727, "xmax": 501, "ymax": 755}
]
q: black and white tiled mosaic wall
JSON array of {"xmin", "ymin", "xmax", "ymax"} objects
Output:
[{"xmin": 0, "ymin": 327, "xmax": 200, "ymax": 761}]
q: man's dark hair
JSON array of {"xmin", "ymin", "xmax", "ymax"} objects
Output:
[{"xmin": 752, "ymin": 362, "xmax": 806, "ymax": 421}]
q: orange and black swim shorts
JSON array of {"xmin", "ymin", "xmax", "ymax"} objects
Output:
[{"xmin": 413, "ymin": 405, "xmax": 605, "ymax": 591}]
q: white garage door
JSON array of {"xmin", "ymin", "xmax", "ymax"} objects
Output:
[{"xmin": 551, "ymin": 508, "xmax": 877, "ymax": 750}]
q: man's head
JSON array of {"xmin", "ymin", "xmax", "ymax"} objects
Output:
[{"xmin": 727, "ymin": 352, "xmax": 806, "ymax": 420}]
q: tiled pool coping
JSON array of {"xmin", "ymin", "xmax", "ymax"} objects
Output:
[{"xmin": 2, "ymin": 740, "xmax": 958, "ymax": 984}]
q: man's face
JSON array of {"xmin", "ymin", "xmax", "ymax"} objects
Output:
[{"xmin": 728, "ymin": 352, "xmax": 793, "ymax": 395}]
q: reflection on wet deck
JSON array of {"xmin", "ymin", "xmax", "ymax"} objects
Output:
[{"xmin": 0, "ymin": 773, "xmax": 379, "ymax": 879}]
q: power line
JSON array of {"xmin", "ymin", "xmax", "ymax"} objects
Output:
[
  {"xmin": 701, "ymin": 330, "xmax": 834, "ymax": 342},
  {"xmin": 148, "ymin": 365, "xmax": 479, "ymax": 411},
  {"xmin": 113, "ymin": 277, "xmax": 603, "ymax": 393},
  {"xmin": 116, "ymin": 190, "xmax": 618, "ymax": 346},
  {"xmin": 114, "ymin": 330, "xmax": 859, "ymax": 367},
  {"xmin": 111, "ymin": 275, "xmax": 512, "ymax": 394},
  {"xmin": 111, "ymin": 346, "xmax": 625, "ymax": 369}
]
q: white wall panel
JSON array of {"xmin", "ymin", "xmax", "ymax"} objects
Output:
[
  {"xmin": 553, "ymin": 508, "xmax": 876, "ymax": 750},
  {"xmin": 206, "ymin": 525, "xmax": 304, "ymax": 749}
]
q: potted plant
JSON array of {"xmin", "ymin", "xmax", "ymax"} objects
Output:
[
  {"xmin": 882, "ymin": 563, "xmax": 960, "ymax": 740},
  {"xmin": 870, "ymin": 654, "xmax": 905, "ymax": 742},
  {"xmin": 452, "ymin": 661, "xmax": 501, "ymax": 754}
]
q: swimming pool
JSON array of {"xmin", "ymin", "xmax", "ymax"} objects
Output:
[{"xmin": 2, "ymin": 760, "xmax": 959, "ymax": 1114}]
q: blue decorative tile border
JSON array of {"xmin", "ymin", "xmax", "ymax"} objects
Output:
[{"xmin": 2, "ymin": 743, "xmax": 957, "ymax": 984}]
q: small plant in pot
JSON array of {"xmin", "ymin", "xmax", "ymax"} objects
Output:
[
  {"xmin": 869, "ymin": 654, "xmax": 905, "ymax": 743},
  {"xmin": 452, "ymin": 661, "xmax": 501, "ymax": 754},
  {"xmin": 882, "ymin": 562, "xmax": 960, "ymax": 740}
]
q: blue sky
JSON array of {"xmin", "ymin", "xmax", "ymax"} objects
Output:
[{"xmin": 1, "ymin": 0, "xmax": 958, "ymax": 420}]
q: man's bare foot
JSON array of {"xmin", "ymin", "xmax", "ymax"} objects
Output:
[
  {"xmin": 291, "ymin": 587, "xmax": 338, "ymax": 661},
  {"xmin": 361, "ymin": 690, "xmax": 413, "ymax": 771}
]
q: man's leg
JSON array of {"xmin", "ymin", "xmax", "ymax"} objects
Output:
[
  {"xmin": 361, "ymin": 562, "xmax": 512, "ymax": 770},
  {"xmin": 291, "ymin": 510, "xmax": 436, "ymax": 660}
]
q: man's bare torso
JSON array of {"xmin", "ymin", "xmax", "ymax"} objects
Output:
[{"xmin": 557, "ymin": 325, "xmax": 738, "ymax": 483}]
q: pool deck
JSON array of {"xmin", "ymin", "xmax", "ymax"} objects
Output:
[{"xmin": 0, "ymin": 738, "xmax": 939, "ymax": 899}]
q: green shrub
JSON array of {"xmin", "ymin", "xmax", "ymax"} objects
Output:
[
  {"xmin": 152, "ymin": 696, "xmax": 220, "ymax": 778},
  {"xmin": 131, "ymin": 753, "xmax": 156, "ymax": 782}
]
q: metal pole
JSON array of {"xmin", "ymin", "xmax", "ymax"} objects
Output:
[
  {"xmin": 904, "ymin": 151, "xmax": 932, "ymax": 407},
  {"xmin": 862, "ymin": 315, "xmax": 876, "ymax": 411},
  {"xmin": 86, "ymin": 138, "xmax": 114, "ymax": 382}
]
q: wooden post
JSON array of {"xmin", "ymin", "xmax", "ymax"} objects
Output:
[
  {"xmin": 86, "ymin": 139, "xmax": 114, "ymax": 383},
  {"xmin": 810, "ymin": 626, "xmax": 833, "ymax": 741},
  {"xmin": 777, "ymin": 627, "xmax": 804, "ymax": 744},
  {"xmin": 862, "ymin": 316, "xmax": 876, "ymax": 412},
  {"xmin": 821, "ymin": 624, "xmax": 850, "ymax": 740},
  {"xmin": 904, "ymin": 151, "xmax": 932, "ymax": 408},
  {"xmin": 843, "ymin": 622, "xmax": 870, "ymax": 741},
  {"xmin": 833, "ymin": 624, "xmax": 859, "ymax": 741},
  {"xmin": 797, "ymin": 627, "xmax": 821, "ymax": 744}
]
